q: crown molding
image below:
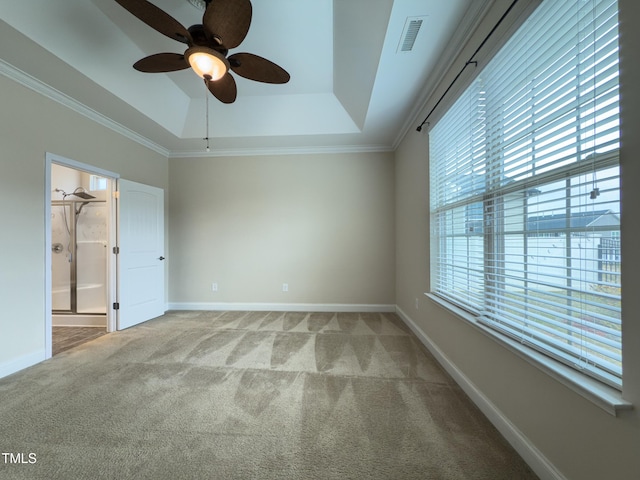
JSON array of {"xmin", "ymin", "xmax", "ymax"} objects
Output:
[
  {"xmin": 169, "ymin": 143, "xmax": 394, "ymax": 158},
  {"xmin": 1, "ymin": 58, "xmax": 396, "ymax": 159},
  {"xmin": 0, "ymin": 59, "xmax": 170, "ymax": 158}
]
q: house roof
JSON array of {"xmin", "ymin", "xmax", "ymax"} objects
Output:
[
  {"xmin": 464, "ymin": 209, "xmax": 620, "ymax": 235},
  {"xmin": 527, "ymin": 210, "xmax": 620, "ymax": 232}
]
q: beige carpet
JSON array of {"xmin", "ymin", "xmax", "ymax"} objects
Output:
[{"xmin": 0, "ymin": 311, "xmax": 538, "ymax": 479}]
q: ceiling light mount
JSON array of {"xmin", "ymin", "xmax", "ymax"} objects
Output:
[{"xmin": 187, "ymin": 0, "xmax": 207, "ymax": 10}]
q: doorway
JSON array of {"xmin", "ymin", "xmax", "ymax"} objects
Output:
[{"xmin": 45, "ymin": 154, "xmax": 118, "ymax": 358}]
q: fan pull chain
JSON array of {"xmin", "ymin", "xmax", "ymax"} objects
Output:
[{"xmin": 204, "ymin": 77, "xmax": 210, "ymax": 152}]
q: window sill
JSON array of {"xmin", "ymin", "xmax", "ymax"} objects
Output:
[{"xmin": 425, "ymin": 293, "xmax": 633, "ymax": 416}]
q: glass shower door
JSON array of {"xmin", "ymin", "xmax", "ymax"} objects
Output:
[
  {"xmin": 51, "ymin": 204, "xmax": 71, "ymax": 311},
  {"xmin": 76, "ymin": 202, "xmax": 107, "ymax": 314},
  {"xmin": 51, "ymin": 201, "xmax": 107, "ymax": 314}
]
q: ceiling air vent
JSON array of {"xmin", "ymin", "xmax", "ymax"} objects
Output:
[{"xmin": 397, "ymin": 16, "xmax": 426, "ymax": 53}]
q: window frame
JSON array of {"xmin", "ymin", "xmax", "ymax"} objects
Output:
[{"xmin": 427, "ymin": 0, "xmax": 623, "ymax": 403}]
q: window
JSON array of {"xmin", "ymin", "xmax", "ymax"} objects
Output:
[
  {"xmin": 429, "ymin": 0, "xmax": 621, "ymax": 387},
  {"xmin": 89, "ymin": 174, "xmax": 108, "ymax": 191}
]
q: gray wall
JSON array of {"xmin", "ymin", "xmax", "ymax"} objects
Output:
[
  {"xmin": 0, "ymin": 73, "xmax": 168, "ymax": 372},
  {"xmin": 394, "ymin": 0, "xmax": 640, "ymax": 478},
  {"xmin": 168, "ymin": 152, "xmax": 395, "ymax": 307}
]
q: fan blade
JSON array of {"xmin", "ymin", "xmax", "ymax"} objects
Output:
[
  {"xmin": 228, "ymin": 53, "xmax": 290, "ymax": 84},
  {"xmin": 115, "ymin": 0, "xmax": 192, "ymax": 44},
  {"xmin": 133, "ymin": 53, "xmax": 189, "ymax": 73},
  {"xmin": 203, "ymin": 0, "xmax": 252, "ymax": 49},
  {"xmin": 207, "ymin": 73, "xmax": 237, "ymax": 104}
]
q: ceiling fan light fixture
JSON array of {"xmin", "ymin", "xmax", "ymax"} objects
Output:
[
  {"xmin": 185, "ymin": 46, "xmax": 229, "ymax": 81},
  {"xmin": 117, "ymin": 0, "xmax": 289, "ymax": 103}
]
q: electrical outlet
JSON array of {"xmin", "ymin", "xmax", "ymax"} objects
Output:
[
  {"xmin": 282, "ymin": 283, "xmax": 289, "ymax": 292},
  {"xmin": 212, "ymin": 283, "xmax": 218, "ymax": 292},
  {"xmin": 415, "ymin": 298, "xmax": 419, "ymax": 310}
]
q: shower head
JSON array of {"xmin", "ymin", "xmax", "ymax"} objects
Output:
[
  {"xmin": 55, "ymin": 187, "xmax": 95, "ymax": 200},
  {"xmin": 71, "ymin": 188, "xmax": 95, "ymax": 200}
]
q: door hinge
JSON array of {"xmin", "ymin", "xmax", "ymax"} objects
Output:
[
  {"xmin": 113, "ymin": 302, "xmax": 120, "ymax": 310},
  {"xmin": 113, "ymin": 246, "xmax": 120, "ymax": 254}
]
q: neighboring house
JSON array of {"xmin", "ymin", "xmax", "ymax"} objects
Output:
[{"xmin": 527, "ymin": 210, "xmax": 620, "ymax": 237}]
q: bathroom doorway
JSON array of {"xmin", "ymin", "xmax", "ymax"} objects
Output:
[{"xmin": 46, "ymin": 155, "xmax": 118, "ymax": 357}]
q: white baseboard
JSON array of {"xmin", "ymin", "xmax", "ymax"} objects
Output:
[
  {"xmin": 0, "ymin": 350, "xmax": 46, "ymax": 380},
  {"xmin": 52, "ymin": 314, "xmax": 106, "ymax": 327},
  {"xmin": 167, "ymin": 302, "xmax": 396, "ymax": 313},
  {"xmin": 395, "ymin": 306, "xmax": 567, "ymax": 480}
]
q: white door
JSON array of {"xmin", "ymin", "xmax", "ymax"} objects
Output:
[{"xmin": 117, "ymin": 179, "xmax": 165, "ymax": 330}]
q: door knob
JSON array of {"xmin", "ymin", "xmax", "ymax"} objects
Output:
[{"xmin": 158, "ymin": 256, "xmax": 165, "ymax": 261}]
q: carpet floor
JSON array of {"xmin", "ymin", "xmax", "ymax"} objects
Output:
[{"xmin": 0, "ymin": 311, "xmax": 538, "ymax": 479}]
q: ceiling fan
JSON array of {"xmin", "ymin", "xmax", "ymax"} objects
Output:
[{"xmin": 115, "ymin": 0, "xmax": 290, "ymax": 103}]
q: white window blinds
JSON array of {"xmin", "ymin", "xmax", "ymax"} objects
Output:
[{"xmin": 430, "ymin": 0, "xmax": 621, "ymax": 387}]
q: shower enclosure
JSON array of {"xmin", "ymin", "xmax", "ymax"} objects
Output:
[{"xmin": 51, "ymin": 187, "xmax": 107, "ymax": 326}]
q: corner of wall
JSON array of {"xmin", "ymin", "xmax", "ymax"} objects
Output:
[{"xmin": 395, "ymin": 305, "xmax": 566, "ymax": 480}]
